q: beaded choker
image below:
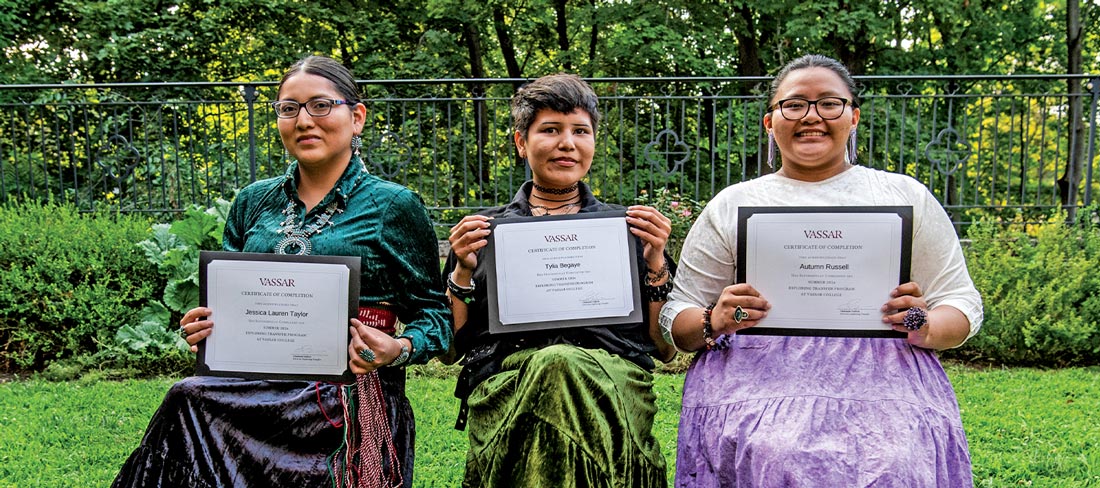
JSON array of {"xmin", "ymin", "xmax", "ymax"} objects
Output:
[
  {"xmin": 532, "ymin": 181, "xmax": 579, "ymax": 195},
  {"xmin": 274, "ymin": 200, "xmax": 343, "ymax": 255}
]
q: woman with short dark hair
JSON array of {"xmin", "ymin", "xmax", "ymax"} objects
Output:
[{"xmin": 445, "ymin": 73, "xmax": 676, "ymax": 487}]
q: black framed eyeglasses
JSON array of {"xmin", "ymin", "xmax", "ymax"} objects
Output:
[
  {"xmin": 270, "ymin": 98, "xmax": 352, "ymax": 119},
  {"xmin": 769, "ymin": 97, "xmax": 853, "ymax": 121}
]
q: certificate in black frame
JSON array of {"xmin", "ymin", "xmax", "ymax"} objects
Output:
[
  {"xmin": 196, "ymin": 251, "xmax": 361, "ymax": 383},
  {"xmin": 484, "ymin": 210, "xmax": 642, "ymax": 334},
  {"xmin": 735, "ymin": 206, "xmax": 913, "ymax": 338}
]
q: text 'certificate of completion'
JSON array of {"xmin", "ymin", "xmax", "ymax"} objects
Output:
[
  {"xmin": 197, "ymin": 251, "xmax": 360, "ymax": 382},
  {"xmin": 486, "ymin": 211, "xmax": 642, "ymax": 333},
  {"xmin": 736, "ymin": 206, "xmax": 913, "ymax": 337}
]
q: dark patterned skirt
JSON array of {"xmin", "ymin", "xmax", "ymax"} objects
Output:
[{"xmin": 112, "ymin": 367, "xmax": 413, "ymax": 488}]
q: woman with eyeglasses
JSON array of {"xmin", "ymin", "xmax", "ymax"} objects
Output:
[
  {"xmin": 445, "ymin": 73, "xmax": 676, "ymax": 487},
  {"xmin": 661, "ymin": 54, "xmax": 982, "ymax": 487},
  {"xmin": 112, "ymin": 55, "xmax": 451, "ymax": 488}
]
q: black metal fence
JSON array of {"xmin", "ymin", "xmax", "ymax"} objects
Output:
[{"xmin": 1, "ymin": 75, "xmax": 1097, "ymax": 229}]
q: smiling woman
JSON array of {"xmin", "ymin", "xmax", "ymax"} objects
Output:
[
  {"xmin": 662, "ymin": 54, "xmax": 983, "ymax": 487},
  {"xmin": 110, "ymin": 55, "xmax": 451, "ymax": 488},
  {"xmin": 443, "ymin": 73, "xmax": 678, "ymax": 487}
]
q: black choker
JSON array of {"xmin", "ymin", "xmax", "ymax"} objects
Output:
[{"xmin": 532, "ymin": 182, "xmax": 579, "ymax": 195}]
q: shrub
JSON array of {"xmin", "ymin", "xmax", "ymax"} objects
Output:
[
  {"xmin": 949, "ymin": 207, "xmax": 1100, "ymax": 366},
  {"xmin": 0, "ymin": 201, "xmax": 163, "ymax": 372},
  {"xmin": 634, "ymin": 187, "xmax": 705, "ymax": 262}
]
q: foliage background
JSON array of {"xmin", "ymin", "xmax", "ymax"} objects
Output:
[
  {"xmin": 0, "ymin": 0, "xmax": 1096, "ymax": 84},
  {"xmin": 0, "ymin": 201, "xmax": 163, "ymax": 372}
]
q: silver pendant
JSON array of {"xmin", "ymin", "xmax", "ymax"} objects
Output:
[{"xmin": 274, "ymin": 234, "xmax": 312, "ymax": 255}]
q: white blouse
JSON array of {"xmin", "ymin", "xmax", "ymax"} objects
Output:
[{"xmin": 660, "ymin": 165, "xmax": 983, "ymax": 350}]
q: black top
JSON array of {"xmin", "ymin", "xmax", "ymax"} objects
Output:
[{"xmin": 445, "ymin": 181, "xmax": 670, "ymax": 410}]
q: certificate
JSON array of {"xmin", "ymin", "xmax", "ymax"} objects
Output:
[
  {"xmin": 736, "ymin": 206, "xmax": 913, "ymax": 337},
  {"xmin": 196, "ymin": 251, "xmax": 360, "ymax": 382},
  {"xmin": 485, "ymin": 211, "xmax": 642, "ymax": 333}
]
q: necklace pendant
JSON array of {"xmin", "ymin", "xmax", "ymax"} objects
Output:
[
  {"xmin": 275, "ymin": 234, "xmax": 312, "ymax": 255},
  {"xmin": 274, "ymin": 199, "xmax": 340, "ymax": 255}
]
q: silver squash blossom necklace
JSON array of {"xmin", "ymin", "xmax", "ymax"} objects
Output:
[{"xmin": 274, "ymin": 200, "xmax": 342, "ymax": 255}]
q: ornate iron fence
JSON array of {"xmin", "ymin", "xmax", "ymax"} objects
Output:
[{"xmin": 0, "ymin": 75, "xmax": 1097, "ymax": 229}]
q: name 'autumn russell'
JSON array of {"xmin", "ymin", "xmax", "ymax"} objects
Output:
[{"xmin": 798, "ymin": 263, "xmax": 851, "ymax": 270}]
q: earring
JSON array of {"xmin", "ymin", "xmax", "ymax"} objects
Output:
[
  {"xmin": 847, "ymin": 129, "xmax": 857, "ymax": 165},
  {"xmin": 766, "ymin": 132, "xmax": 777, "ymax": 168},
  {"xmin": 351, "ymin": 135, "xmax": 362, "ymax": 156}
]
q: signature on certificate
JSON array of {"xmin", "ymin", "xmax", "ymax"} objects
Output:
[
  {"xmin": 579, "ymin": 291, "xmax": 611, "ymax": 306},
  {"xmin": 837, "ymin": 300, "xmax": 863, "ymax": 314}
]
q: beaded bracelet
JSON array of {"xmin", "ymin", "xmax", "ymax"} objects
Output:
[{"xmin": 701, "ymin": 303, "xmax": 718, "ymax": 350}]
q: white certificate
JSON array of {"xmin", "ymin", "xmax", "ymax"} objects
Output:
[
  {"xmin": 486, "ymin": 211, "xmax": 642, "ymax": 333},
  {"xmin": 196, "ymin": 251, "xmax": 360, "ymax": 382},
  {"xmin": 736, "ymin": 206, "xmax": 912, "ymax": 337}
]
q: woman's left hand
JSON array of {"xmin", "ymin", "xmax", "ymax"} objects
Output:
[
  {"xmin": 348, "ymin": 319, "xmax": 409, "ymax": 374},
  {"xmin": 881, "ymin": 281, "xmax": 931, "ymax": 344},
  {"xmin": 626, "ymin": 205, "xmax": 672, "ymax": 269}
]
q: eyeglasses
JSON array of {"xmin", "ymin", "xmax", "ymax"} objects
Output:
[
  {"xmin": 769, "ymin": 97, "xmax": 853, "ymax": 121},
  {"xmin": 270, "ymin": 98, "xmax": 352, "ymax": 119}
]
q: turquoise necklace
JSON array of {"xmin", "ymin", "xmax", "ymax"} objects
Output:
[{"xmin": 274, "ymin": 200, "xmax": 342, "ymax": 255}]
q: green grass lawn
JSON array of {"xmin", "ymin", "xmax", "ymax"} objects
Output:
[{"xmin": 1, "ymin": 364, "xmax": 1098, "ymax": 487}]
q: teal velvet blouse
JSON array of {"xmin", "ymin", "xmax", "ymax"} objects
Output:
[{"xmin": 222, "ymin": 156, "xmax": 452, "ymax": 364}]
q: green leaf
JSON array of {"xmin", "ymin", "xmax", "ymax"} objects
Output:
[
  {"xmin": 135, "ymin": 223, "xmax": 182, "ymax": 267},
  {"xmin": 164, "ymin": 279, "xmax": 199, "ymax": 314},
  {"xmin": 169, "ymin": 206, "xmax": 221, "ymax": 248}
]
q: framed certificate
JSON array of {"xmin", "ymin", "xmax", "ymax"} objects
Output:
[
  {"xmin": 484, "ymin": 210, "xmax": 642, "ymax": 334},
  {"xmin": 736, "ymin": 206, "xmax": 913, "ymax": 337},
  {"xmin": 196, "ymin": 251, "xmax": 361, "ymax": 382}
]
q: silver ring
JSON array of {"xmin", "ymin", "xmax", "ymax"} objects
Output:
[
  {"xmin": 733, "ymin": 305, "xmax": 749, "ymax": 324},
  {"xmin": 178, "ymin": 326, "xmax": 188, "ymax": 339},
  {"xmin": 358, "ymin": 347, "xmax": 377, "ymax": 362}
]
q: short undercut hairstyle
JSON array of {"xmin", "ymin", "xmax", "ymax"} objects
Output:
[{"xmin": 511, "ymin": 73, "xmax": 601, "ymax": 139}]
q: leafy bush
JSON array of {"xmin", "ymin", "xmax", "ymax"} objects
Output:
[
  {"xmin": 136, "ymin": 199, "xmax": 230, "ymax": 316},
  {"xmin": 949, "ymin": 206, "xmax": 1100, "ymax": 366},
  {"xmin": 634, "ymin": 187, "xmax": 706, "ymax": 262},
  {"xmin": 0, "ymin": 201, "xmax": 163, "ymax": 372},
  {"xmin": 94, "ymin": 199, "xmax": 233, "ymax": 377}
]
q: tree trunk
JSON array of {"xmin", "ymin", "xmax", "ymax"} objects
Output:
[
  {"xmin": 587, "ymin": 0, "xmax": 599, "ymax": 76},
  {"xmin": 733, "ymin": 4, "xmax": 765, "ymax": 79},
  {"xmin": 493, "ymin": 7, "xmax": 522, "ymax": 81},
  {"xmin": 1058, "ymin": 0, "xmax": 1084, "ymax": 222},
  {"xmin": 462, "ymin": 22, "xmax": 491, "ymax": 203},
  {"xmin": 554, "ymin": 0, "xmax": 571, "ymax": 71}
]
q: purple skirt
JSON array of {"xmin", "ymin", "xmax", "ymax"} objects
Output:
[{"xmin": 675, "ymin": 335, "xmax": 971, "ymax": 488}]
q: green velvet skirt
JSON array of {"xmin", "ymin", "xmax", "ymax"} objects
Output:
[{"xmin": 463, "ymin": 344, "xmax": 667, "ymax": 487}]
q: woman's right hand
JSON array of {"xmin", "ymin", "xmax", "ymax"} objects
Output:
[
  {"xmin": 448, "ymin": 215, "xmax": 493, "ymax": 273},
  {"xmin": 178, "ymin": 306, "xmax": 214, "ymax": 353},
  {"xmin": 711, "ymin": 283, "xmax": 771, "ymax": 336}
]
